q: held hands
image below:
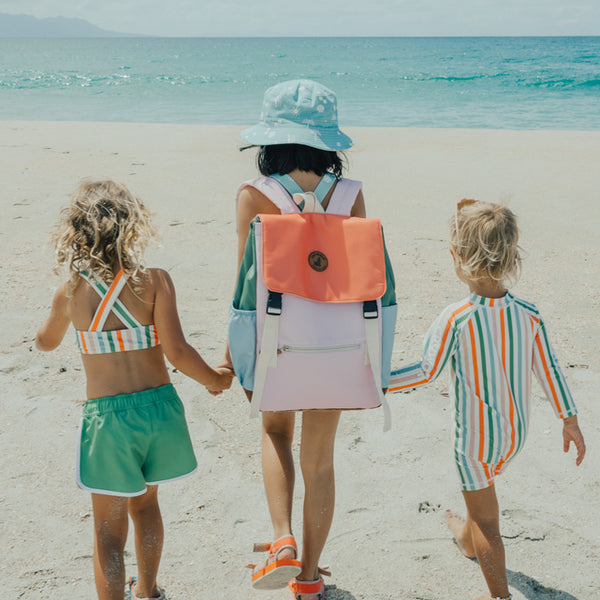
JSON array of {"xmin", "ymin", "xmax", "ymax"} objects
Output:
[
  {"xmin": 205, "ymin": 366, "xmax": 235, "ymax": 396},
  {"xmin": 562, "ymin": 415, "xmax": 586, "ymax": 466}
]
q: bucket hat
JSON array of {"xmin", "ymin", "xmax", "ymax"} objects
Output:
[{"xmin": 241, "ymin": 79, "xmax": 353, "ymax": 151}]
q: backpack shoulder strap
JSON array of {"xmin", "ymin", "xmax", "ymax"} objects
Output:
[
  {"xmin": 269, "ymin": 173, "xmax": 304, "ymax": 197},
  {"xmin": 312, "ymin": 173, "xmax": 337, "ymax": 204},
  {"xmin": 326, "ymin": 178, "xmax": 363, "ymax": 216},
  {"xmin": 235, "ymin": 177, "xmax": 300, "ymax": 216}
]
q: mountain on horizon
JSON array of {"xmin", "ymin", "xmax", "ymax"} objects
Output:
[{"xmin": 0, "ymin": 12, "xmax": 142, "ymax": 37}]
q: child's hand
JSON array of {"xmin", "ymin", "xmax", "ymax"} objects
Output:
[
  {"xmin": 562, "ymin": 415, "xmax": 586, "ymax": 466},
  {"xmin": 217, "ymin": 354, "xmax": 234, "ymax": 373},
  {"xmin": 205, "ymin": 367, "xmax": 235, "ymax": 396}
]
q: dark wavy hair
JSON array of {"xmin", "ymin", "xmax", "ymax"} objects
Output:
[{"xmin": 245, "ymin": 144, "xmax": 345, "ymax": 179}]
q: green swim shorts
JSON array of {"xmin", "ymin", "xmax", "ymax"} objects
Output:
[{"xmin": 77, "ymin": 384, "xmax": 197, "ymax": 497}]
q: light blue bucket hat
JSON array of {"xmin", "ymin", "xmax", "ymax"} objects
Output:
[{"xmin": 241, "ymin": 79, "xmax": 353, "ymax": 151}]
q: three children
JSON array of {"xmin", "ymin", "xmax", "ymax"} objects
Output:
[{"xmin": 36, "ymin": 87, "xmax": 586, "ymax": 600}]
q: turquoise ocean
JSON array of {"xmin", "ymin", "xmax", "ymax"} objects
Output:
[{"xmin": 1, "ymin": 37, "xmax": 599, "ymax": 129}]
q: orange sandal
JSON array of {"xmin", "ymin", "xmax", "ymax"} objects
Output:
[
  {"xmin": 247, "ymin": 535, "xmax": 302, "ymax": 589},
  {"xmin": 288, "ymin": 575, "xmax": 326, "ymax": 600}
]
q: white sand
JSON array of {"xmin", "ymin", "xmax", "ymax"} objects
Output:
[{"xmin": 1, "ymin": 122, "xmax": 598, "ymax": 600}]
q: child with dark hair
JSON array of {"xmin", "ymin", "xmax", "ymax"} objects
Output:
[{"xmin": 224, "ymin": 79, "xmax": 395, "ymax": 600}]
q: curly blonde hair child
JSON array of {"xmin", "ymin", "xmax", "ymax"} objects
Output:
[
  {"xmin": 54, "ymin": 180, "xmax": 157, "ymax": 293},
  {"xmin": 37, "ymin": 179, "xmax": 233, "ymax": 600}
]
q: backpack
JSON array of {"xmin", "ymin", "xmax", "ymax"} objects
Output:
[{"xmin": 228, "ymin": 174, "xmax": 397, "ymax": 430}]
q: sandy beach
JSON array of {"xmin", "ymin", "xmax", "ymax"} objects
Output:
[{"xmin": 1, "ymin": 121, "xmax": 598, "ymax": 600}]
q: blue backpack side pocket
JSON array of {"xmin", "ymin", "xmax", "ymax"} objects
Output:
[{"xmin": 228, "ymin": 303, "xmax": 256, "ymax": 391}]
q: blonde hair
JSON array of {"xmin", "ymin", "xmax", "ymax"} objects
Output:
[
  {"xmin": 54, "ymin": 180, "xmax": 157, "ymax": 293},
  {"xmin": 449, "ymin": 200, "xmax": 521, "ymax": 284}
]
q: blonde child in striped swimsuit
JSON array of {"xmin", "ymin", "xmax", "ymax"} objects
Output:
[
  {"xmin": 389, "ymin": 199, "xmax": 585, "ymax": 600},
  {"xmin": 36, "ymin": 180, "xmax": 233, "ymax": 600}
]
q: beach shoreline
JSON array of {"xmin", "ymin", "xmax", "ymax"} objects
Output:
[{"xmin": 1, "ymin": 121, "xmax": 598, "ymax": 600}]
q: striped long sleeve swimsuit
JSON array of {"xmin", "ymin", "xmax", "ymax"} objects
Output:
[{"xmin": 389, "ymin": 292, "xmax": 577, "ymax": 491}]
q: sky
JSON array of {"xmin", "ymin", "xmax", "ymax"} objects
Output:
[{"xmin": 1, "ymin": 0, "xmax": 600, "ymax": 37}]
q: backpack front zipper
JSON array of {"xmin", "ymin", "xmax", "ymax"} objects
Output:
[{"xmin": 278, "ymin": 343, "xmax": 360, "ymax": 354}]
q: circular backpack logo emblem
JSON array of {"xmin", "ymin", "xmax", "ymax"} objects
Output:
[{"xmin": 308, "ymin": 251, "xmax": 328, "ymax": 272}]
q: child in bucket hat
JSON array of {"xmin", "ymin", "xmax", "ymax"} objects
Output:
[{"xmin": 223, "ymin": 80, "xmax": 396, "ymax": 600}]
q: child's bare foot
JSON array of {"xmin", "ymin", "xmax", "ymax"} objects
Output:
[{"xmin": 444, "ymin": 509, "xmax": 476, "ymax": 559}]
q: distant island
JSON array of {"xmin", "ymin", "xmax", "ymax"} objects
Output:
[{"xmin": 0, "ymin": 12, "xmax": 141, "ymax": 37}]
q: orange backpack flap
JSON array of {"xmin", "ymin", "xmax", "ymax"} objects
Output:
[{"xmin": 260, "ymin": 213, "xmax": 386, "ymax": 303}]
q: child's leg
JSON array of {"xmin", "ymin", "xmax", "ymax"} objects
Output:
[
  {"xmin": 128, "ymin": 485, "xmax": 163, "ymax": 599},
  {"xmin": 91, "ymin": 493, "xmax": 129, "ymax": 600},
  {"xmin": 449, "ymin": 484, "xmax": 510, "ymax": 599},
  {"xmin": 298, "ymin": 409, "xmax": 341, "ymax": 582},
  {"xmin": 261, "ymin": 411, "xmax": 296, "ymax": 546}
]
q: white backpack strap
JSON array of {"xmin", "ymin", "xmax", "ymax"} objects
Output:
[
  {"xmin": 250, "ymin": 291, "xmax": 282, "ymax": 419},
  {"xmin": 236, "ymin": 177, "xmax": 300, "ymax": 219},
  {"xmin": 326, "ymin": 178, "xmax": 362, "ymax": 216},
  {"xmin": 363, "ymin": 300, "xmax": 392, "ymax": 432}
]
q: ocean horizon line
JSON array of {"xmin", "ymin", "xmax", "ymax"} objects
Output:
[{"xmin": 3, "ymin": 34, "xmax": 599, "ymax": 39}]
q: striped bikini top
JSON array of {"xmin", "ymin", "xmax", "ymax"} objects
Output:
[{"xmin": 76, "ymin": 269, "xmax": 160, "ymax": 355}]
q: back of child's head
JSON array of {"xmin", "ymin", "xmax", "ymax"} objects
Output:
[
  {"xmin": 55, "ymin": 180, "xmax": 156, "ymax": 291},
  {"xmin": 256, "ymin": 144, "xmax": 345, "ymax": 178},
  {"xmin": 449, "ymin": 200, "xmax": 521, "ymax": 285}
]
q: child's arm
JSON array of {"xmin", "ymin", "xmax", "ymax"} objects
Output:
[
  {"xmin": 36, "ymin": 283, "xmax": 71, "ymax": 351},
  {"xmin": 388, "ymin": 304, "xmax": 461, "ymax": 392},
  {"xmin": 531, "ymin": 318, "xmax": 585, "ymax": 464},
  {"xmin": 153, "ymin": 270, "xmax": 233, "ymax": 393},
  {"xmin": 531, "ymin": 317, "xmax": 578, "ymax": 419}
]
